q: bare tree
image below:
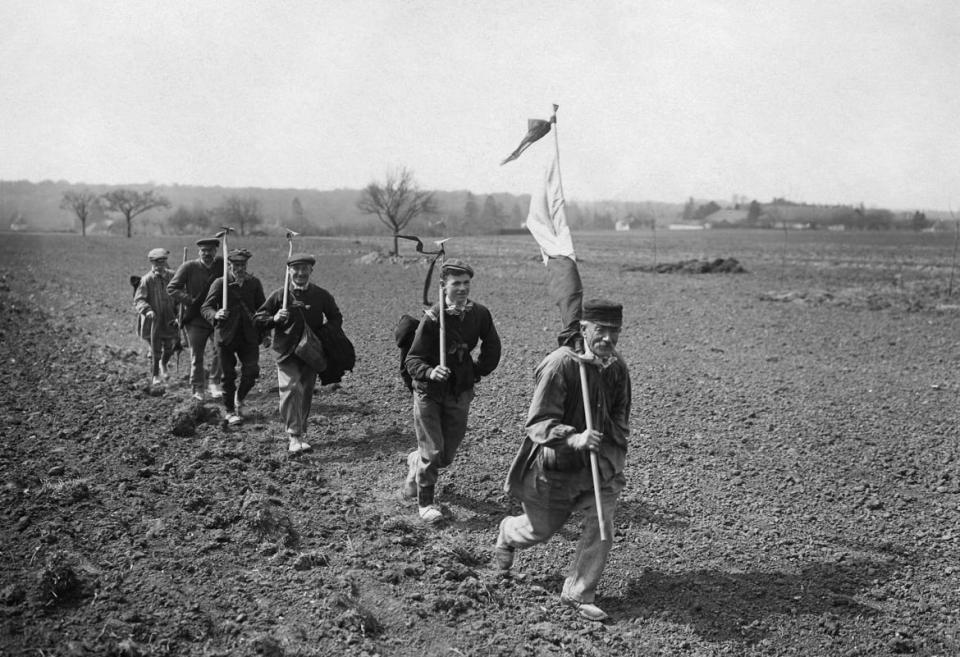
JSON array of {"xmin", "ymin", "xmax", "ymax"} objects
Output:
[
  {"xmin": 60, "ymin": 190, "xmax": 100, "ymax": 236},
  {"xmin": 101, "ymin": 189, "xmax": 171, "ymax": 238},
  {"xmin": 215, "ymin": 195, "xmax": 263, "ymax": 236},
  {"xmin": 357, "ymin": 167, "xmax": 437, "ymax": 256}
]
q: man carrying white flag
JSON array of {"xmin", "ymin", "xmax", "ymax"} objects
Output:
[{"xmin": 495, "ymin": 107, "xmax": 633, "ymax": 623}]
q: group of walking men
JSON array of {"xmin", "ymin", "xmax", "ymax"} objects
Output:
[
  {"xmin": 134, "ymin": 239, "xmax": 631, "ymax": 622},
  {"xmin": 134, "ymin": 237, "xmax": 339, "ymax": 452}
]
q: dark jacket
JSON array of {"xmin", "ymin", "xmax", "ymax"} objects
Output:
[
  {"xmin": 167, "ymin": 258, "xmax": 223, "ymax": 329},
  {"xmin": 255, "ymin": 283, "xmax": 343, "ymax": 363},
  {"xmin": 505, "ymin": 346, "xmax": 631, "ymax": 502},
  {"xmin": 404, "ymin": 300, "xmax": 500, "ymax": 399},
  {"xmin": 200, "ymin": 274, "xmax": 266, "ymax": 347}
]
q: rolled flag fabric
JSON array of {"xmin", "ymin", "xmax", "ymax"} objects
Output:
[
  {"xmin": 526, "ymin": 152, "xmax": 582, "ymax": 346},
  {"xmin": 500, "ymin": 118, "xmax": 553, "ymax": 165}
]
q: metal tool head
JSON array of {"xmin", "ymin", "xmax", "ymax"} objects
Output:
[{"xmin": 285, "ymin": 229, "xmax": 300, "ymax": 240}]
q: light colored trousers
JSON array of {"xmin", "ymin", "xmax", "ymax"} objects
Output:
[
  {"xmin": 186, "ymin": 324, "xmax": 222, "ymax": 391},
  {"xmin": 499, "ymin": 468, "xmax": 623, "ymax": 604},
  {"xmin": 411, "ymin": 388, "xmax": 474, "ymax": 488},
  {"xmin": 277, "ymin": 357, "xmax": 318, "ymax": 437}
]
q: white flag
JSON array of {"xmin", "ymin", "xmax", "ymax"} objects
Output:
[{"xmin": 525, "ymin": 152, "xmax": 576, "ymax": 264}]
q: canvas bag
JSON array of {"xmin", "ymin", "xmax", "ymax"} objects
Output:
[{"xmin": 293, "ymin": 309, "xmax": 327, "ymax": 372}]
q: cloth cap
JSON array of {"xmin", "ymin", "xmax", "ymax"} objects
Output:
[
  {"xmin": 287, "ymin": 253, "xmax": 316, "ymax": 267},
  {"xmin": 441, "ymin": 258, "xmax": 474, "ymax": 278},
  {"xmin": 147, "ymin": 248, "xmax": 169, "ymax": 261},
  {"xmin": 196, "ymin": 237, "xmax": 220, "ymax": 248},
  {"xmin": 581, "ymin": 299, "xmax": 623, "ymax": 327},
  {"xmin": 227, "ymin": 248, "xmax": 252, "ymax": 263}
]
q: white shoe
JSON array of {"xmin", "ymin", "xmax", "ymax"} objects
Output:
[
  {"xmin": 226, "ymin": 412, "xmax": 242, "ymax": 426},
  {"xmin": 208, "ymin": 383, "xmax": 224, "ymax": 399},
  {"xmin": 151, "ymin": 376, "xmax": 162, "ymax": 386},
  {"xmin": 418, "ymin": 505, "xmax": 443, "ymax": 524},
  {"xmin": 288, "ymin": 437, "xmax": 312, "ymax": 453}
]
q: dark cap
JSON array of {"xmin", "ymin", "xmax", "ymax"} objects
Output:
[
  {"xmin": 441, "ymin": 258, "xmax": 474, "ymax": 278},
  {"xmin": 581, "ymin": 299, "xmax": 623, "ymax": 327},
  {"xmin": 196, "ymin": 237, "xmax": 220, "ymax": 248},
  {"xmin": 287, "ymin": 253, "xmax": 316, "ymax": 267},
  {"xmin": 147, "ymin": 247, "xmax": 169, "ymax": 261},
  {"xmin": 227, "ymin": 248, "xmax": 252, "ymax": 263}
]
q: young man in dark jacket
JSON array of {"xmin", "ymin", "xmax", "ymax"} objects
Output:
[
  {"xmin": 201, "ymin": 248, "xmax": 266, "ymax": 425},
  {"xmin": 402, "ymin": 259, "xmax": 501, "ymax": 523}
]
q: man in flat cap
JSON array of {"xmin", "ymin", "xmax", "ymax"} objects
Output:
[
  {"xmin": 255, "ymin": 253, "xmax": 343, "ymax": 453},
  {"xmin": 201, "ymin": 248, "xmax": 266, "ymax": 425},
  {"xmin": 494, "ymin": 299, "xmax": 630, "ymax": 622},
  {"xmin": 134, "ymin": 248, "xmax": 178, "ymax": 385},
  {"xmin": 167, "ymin": 237, "xmax": 224, "ymax": 400},
  {"xmin": 402, "ymin": 258, "xmax": 501, "ymax": 523}
]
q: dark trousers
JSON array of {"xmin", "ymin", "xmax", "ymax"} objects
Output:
[{"xmin": 218, "ymin": 341, "xmax": 260, "ymax": 410}]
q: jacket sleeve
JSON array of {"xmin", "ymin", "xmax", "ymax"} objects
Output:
[
  {"xmin": 255, "ymin": 290, "xmax": 281, "ymax": 331},
  {"xmin": 474, "ymin": 309, "xmax": 501, "ymax": 378},
  {"xmin": 253, "ymin": 280, "xmax": 266, "ymax": 313},
  {"xmin": 200, "ymin": 278, "xmax": 222, "ymax": 325},
  {"xmin": 525, "ymin": 354, "xmax": 579, "ymax": 447},
  {"xmin": 166, "ymin": 263, "xmax": 190, "ymax": 305},
  {"xmin": 404, "ymin": 312, "xmax": 439, "ymax": 382},
  {"xmin": 322, "ymin": 290, "xmax": 343, "ymax": 328},
  {"xmin": 133, "ymin": 276, "xmax": 153, "ymax": 315}
]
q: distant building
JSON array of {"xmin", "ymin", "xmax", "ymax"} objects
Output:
[{"xmin": 703, "ymin": 208, "xmax": 749, "ymax": 227}]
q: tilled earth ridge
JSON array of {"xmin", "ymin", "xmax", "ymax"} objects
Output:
[{"xmin": 0, "ymin": 231, "xmax": 959, "ymax": 656}]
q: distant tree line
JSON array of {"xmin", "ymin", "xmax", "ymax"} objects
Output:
[
  {"xmin": 683, "ymin": 196, "xmax": 940, "ymax": 232},
  {"xmin": 1, "ymin": 179, "xmax": 947, "ymax": 238}
]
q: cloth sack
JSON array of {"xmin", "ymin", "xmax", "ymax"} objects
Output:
[{"xmin": 294, "ymin": 323, "xmax": 327, "ymax": 372}]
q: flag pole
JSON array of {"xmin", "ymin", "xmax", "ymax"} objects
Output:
[{"xmin": 553, "ymin": 104, "xmax": 608, "ymax": 542}]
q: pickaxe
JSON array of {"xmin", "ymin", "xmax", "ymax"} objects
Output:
[
  {"xmin": 396, "ymin": 235, "xmax": 449, "ymax": 306},
  {"xmin": 175, "ymin": 246, "xmax": 188, "ymax": 374},
  {"xmin": 215, "ymin": 226, "xmax": 236, "ymax": 311},
  {"xmin": 282, "ymin": 228, "xmax": 301, "ymax": 310},
  {"xmin": 397, "ymin": 235, "xmax": 449, "ymax": 369}
]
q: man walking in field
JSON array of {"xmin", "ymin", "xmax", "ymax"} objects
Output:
[
  {"xmin": 255, "ymin": 253, "xmax": 343, "ymax": 454},
  {"xmin": 402, "ymin": 259, "xmax": 501, "ymax": 523},
  {"xmin": 201, "ymin": 248, "xmax": 266, "ymax": 425},
  {"xmin": 495, "ymin": 299, "xmax": 631, "ymax": 622},
  {"xmin": 134, "ymin": 248, "xmax": 178, "ymax": 386},
  {"xmin": 167, "ymin": 237, "xmax": 224, "ymax": 401}
]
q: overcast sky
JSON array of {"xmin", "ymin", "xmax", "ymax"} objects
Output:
[{"xmin": 2, "ymin": 0, "xmax": 958, "ymax": 210}]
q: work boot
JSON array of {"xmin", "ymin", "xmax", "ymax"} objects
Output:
[
  {"xmin": 226, "ymin": 411, "xmax": 242, "ymax": 426},
  {"xmin": 418, "ymin": 505, "xmax": 443, "ymax": 524},
  {"xmin": 560, "ymin": 595, "xmax": 609, "ymax": 622},
  {"xmin": 417, "ymin": 485, "xmax": 442, "ymax": 523},
  {"xmin": 401, "ymin": 451, "xmax": 418, "ymax": 500},
  {"xmin": 288, "ymin": 436, "xmax": 312, "ymax": 454},
  {"xmin": 493, "ymin": 518, "xmax": 515, "ymax": 572}
]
